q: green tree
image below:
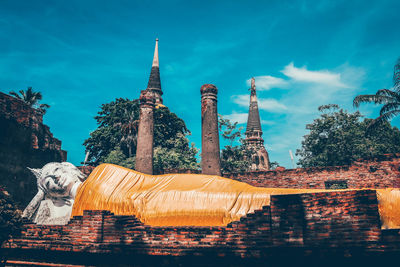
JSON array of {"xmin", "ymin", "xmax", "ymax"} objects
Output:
[
  {"xmin": 269, "ymin": 161, "xmax": 281, "ymax": 170},
  {"xmin": 296, "ymin": 104, "xmax": 400, "ymax": 167},
  {"xmin": 220, "ymin": 146, "xmax": 253, "ymax": 174},
  {"xmin": 353, "ymin": 58, "xmax": 400, "ymax": 128},
  {"xmin": 102, "ymin": 147, "xmax": 135, "ymax": 169},
  {"xmin": 113, "ymin": 109, "xmax": 139, "ymax": 158},
  {"xmin": 84, "ymin": 98, "xmax": 199, "ymax": 173},
  {"xmin": 218, "ymin": 116, "xmax": 251, "ymax": 174},
  {"xmin": 84, "ymin": 98, "xmax": 135, "ymax": 164},
  {"xmin": 218, "ymin": 115, "xmax": 242, "ymax": 146},
  {"xmin": 0, "ymin": 189, "xmax": 22, "ymax": 265},
  {"xmin": 153, "ymin": 133, "xmax": 199, "ymax": 174},
  {"xmin": 9, "ymin": 87, "xmax": 50, "ymax": 114}
]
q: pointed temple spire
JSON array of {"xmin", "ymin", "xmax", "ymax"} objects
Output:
[
  {"xmin": 146, "ymin": 38, "xmax": 163, "ymax": 105},
  {"xmin": 152, "ymin": 38, "xmax": 159, "ymax": 67},
  {"xmin": 246, "ymin": 77, "xmax": 262, "ymax": 133},
  {"xmin": 244, "ymin": 77, "xmax": 270, "ymax": 171}
]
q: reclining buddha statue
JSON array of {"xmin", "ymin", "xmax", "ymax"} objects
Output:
[
  {"xmin": 23, "ymin": 162, "xmax": 400, "ymax": 228},
  {"xmin": 23, "ymin": 162, "xmax": 86, "ymax": 225}
]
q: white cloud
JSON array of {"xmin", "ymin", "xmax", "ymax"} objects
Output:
[
  {"xmin": 231, "ymin": 95, "xmax": 288, "ymax": 113},
  {"xmin": 281, "ymin": 62, "xmax": 348, "ymax": 88},
  {"xmin": 246, "ymin": 75, "xmax": 288, "ymax": 90},
  {"xmin": 223, "ymin": 112, "xmax": 275, "ymax": 125},
  {"xmin": 260, "ymin": 119, "xmax": 275, "ymax": 126},
  {"xmin": 223, "ymin": 112, "xmax": 248, "ymax": 124},
  {"xmin": 258, "ymin": 98, "xmax": 288, "ymax": 112},
  {"xmin": 231, "ymin": 94, "xmax": 249, "ymax": 107}
]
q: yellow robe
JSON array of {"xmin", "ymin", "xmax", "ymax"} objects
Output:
[{"xmin": 71, "ymin": 164, "xmax": 400, "ymax": 228}]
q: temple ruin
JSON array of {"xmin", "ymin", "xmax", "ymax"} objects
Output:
[
  {"xmin": 0, "ymin": 92, "xmax": 66, "ymax": 207},
  {"xmin": 244, "ymin": 77, "xmax": 270, "ymax": 171},
  {"xmin": 146, "ymin": 38, "xmax": 163, "ymax": 106},
  {"xmin": 1, "ymin": 40, "xmax": 400, "ymax": 267},
  {"xmin": 201, "ymin": 84, "xmax": 221, "ymax": 176},
  {"xmin": 135, "ymin": 89, "xmax": 155, "ymax": 174}
]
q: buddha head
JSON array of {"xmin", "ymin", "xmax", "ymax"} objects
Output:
[{"xmin": 29, "ymin": 162, "xmax": 86, "ymax": 199}]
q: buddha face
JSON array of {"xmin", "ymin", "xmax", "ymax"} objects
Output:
[{"xmin": 30, "ymin": 162, "xmax": 86, "ymax": 199}]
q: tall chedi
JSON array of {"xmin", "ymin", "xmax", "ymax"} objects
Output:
[
  {"xmin": 146, "ymin": 38, "xmax": 163, "ymax": 105},
  {"xmin": 244, "ymin": 77, "xmax": 270, "ymax": 171},
  {"xmin": 135, "ymin": 38, "xmax": 163, "ymax": 174}
]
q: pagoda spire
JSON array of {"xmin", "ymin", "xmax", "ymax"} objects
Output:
[
  {"xmin": 244, "ymin": 77, "xmax": 270, "ymax": 171},
  {"xmin": 246, "ymin": 77, "xmax": 262, "ymax": 133},
  {"xmin": 152, "ymin": 38, "xmax": 159, "ymax": 67},
  {"xmin": 146, "ymin": 38, "xmax": 163, "ymax": 105}
]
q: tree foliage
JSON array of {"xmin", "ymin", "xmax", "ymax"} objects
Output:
[
  {"xmin": 218, "ymin": 116, "xmax": 251, "ymax": 173},
  {"xmin": 296, "ymin": 105, "xmax": 400, "ymax": 167},
  {"xmin": 84, "ymin": 98, "xmax": 139, "ymax": 163},
  {"xmin": 102, "ymin": 147, "xmax": 135, "ymax": 169},
  {"xmin": 269, "ymin": 161, "xmax": 281, "ymax": 170},
  {"xmin": 0, "ymin": 189, "xmax": 22, "ymax": 264},
  {"xmin": 218, "ymin": 115, "xmax": 242, "ymax": 146},
  {"xmin": 9, "ymin": 87, "xmax": 50, "ymax": 114},
  {"xmin": 220, "ymin": 145, "xmax": 252, "ymax": 174},
  {"xmin": 83, "ymin": 98, "xmax": 199, "ymax": 173},
  {"xmin": 353, "ymin": 58, "xmax": 400, "ymax": 128},
  {"xmin": 114, "ymin": 109, "xmax": 139, "ymax": 158},
  {"xmin": 154, "ymin": 133, "xmax": 199, "ymax": 173}
]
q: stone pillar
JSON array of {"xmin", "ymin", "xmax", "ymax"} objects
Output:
[
  {"xmin": 201, "ymin": 84, "xmax": 221, "ymax": 176},
  {"xmin": 135, "ymin": 90, "xmax": 155, "ymax": 174}
]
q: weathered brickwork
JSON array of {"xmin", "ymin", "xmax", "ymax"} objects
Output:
[
  {"xmin": 270, "ymin": 190, "xmax": 382, "ymax": 247},
  {"xmin": 226, "ymin": 154, "xmax": 400, "ymax": 189},
  {"xmin": 5, "ymin": 190, "xmax": 400, "ymax": 266},
  {"xmin": 135, "ymin": 90, "xmax": 155, "ymax": 175},
  {"xmin": 201, "ymin": 84, "xmax": 221, "ymax": 176},
  {"xmin": 0, "ymin": 92, "xmax": 67, "ymax": 207},
  {"xmin": 77, "ymin": 165, "xmax": 95, "ymax": 177},
  {"xmin": 78, "ymin": 155, "xmax": 400, "ymax": 186}
]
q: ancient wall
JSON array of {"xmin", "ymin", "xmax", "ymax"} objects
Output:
[
  {"xmin": 0, "ymin": 92, "xmax": 67, "ymax": 207},
  {"xmin": 225, "ymin": 154, "xmax": 400, "ymax": 189},
  {"xmin": 77, "ymin": 165, "xmax": 95, "ymax": 177},
  {"xmin": 5, "ymin": 190, "xmax": 400, "ymax": 266}
]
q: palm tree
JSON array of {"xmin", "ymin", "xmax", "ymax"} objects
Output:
[
  {"xmin": 9, "ymin": 87, "xmax": 50, "ymax": 114},
  {"xmin": 10, "ymin": 87, "xmax": 42, "ymax": 106},
  {"xmin": 114, "ymin": 109, "xmax": 139, "ymax": 157},
  {"xmin": 353, "ymin": 58, "xmax": 400, "ymax": 128}
]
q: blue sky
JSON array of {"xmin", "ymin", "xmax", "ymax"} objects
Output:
[{"xmin": 0, "ymin": 0, "xmax": 399, "ymax": 168}]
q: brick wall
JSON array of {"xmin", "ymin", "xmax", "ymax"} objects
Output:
[
  {"xmin": 5, "ymin": 190, "xmax": 400, "ymax": 266},
  {"xmin": 270, "ymin": 190, "xmax": 382, "ymax": 247},
  {"xmin": 0, "ymin": 92, "xmax": 67, "ymax": 207},
  {"xmin": 78, "ymin": 155, "xmax": 400, "ymax": 190},
  {"xmin": 77, "ymin": 166, "xmax": 95, "ymax": 177},
  {"xmin": 225, "ymin": 154, "xmax": 400, "ymax": 189}
]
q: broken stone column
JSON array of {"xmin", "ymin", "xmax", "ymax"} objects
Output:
[
  {"xmin": 135, "ymin": 90, "xmax": 155, "ymax": 174},
  {"xmin": 201, "ymin": 84, "xmax": 221, "ymax": 176}
]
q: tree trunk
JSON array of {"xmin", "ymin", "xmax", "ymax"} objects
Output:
[{"xmin": 128, "ymin": 143, "xmax": 132, "ymax": 158}]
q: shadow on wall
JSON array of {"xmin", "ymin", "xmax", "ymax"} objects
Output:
[{"xmin": 0, "ymin": 92, "xmax": 66, "ymax": 207}]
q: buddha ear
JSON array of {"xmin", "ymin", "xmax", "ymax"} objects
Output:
[{"xmin": 27, "ymin": 167, "xmax": 42, "ymax": 179}]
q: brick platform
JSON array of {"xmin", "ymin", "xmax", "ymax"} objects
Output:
[{"xmin": 4, "ymin": 190, "xmax": 400, "ymax": 266}]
